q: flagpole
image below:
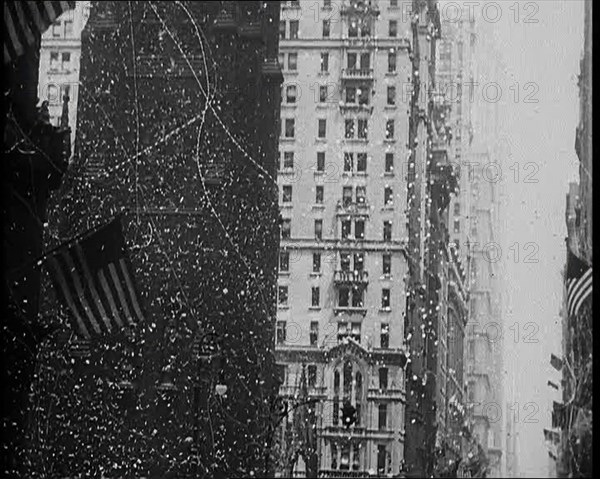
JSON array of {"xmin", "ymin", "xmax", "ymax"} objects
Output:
[{"xmin": 5, "ymin": 214, "xmax": 124, "ymax": 281}]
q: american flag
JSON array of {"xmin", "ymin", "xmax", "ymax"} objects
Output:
[
  {"xmin": 566, "ymin": 247, "xmax": 593, "ymax": 319},
  {"xmin": 46, "ymin": 217, "xmax": 145, "ymax": 339},
  {"xmin": 3, "ymin": 1, "xmax": 76, "ymax": 64}
]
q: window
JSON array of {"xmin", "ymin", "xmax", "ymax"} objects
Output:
[
  {"xmin": 352, "ymin": 443, "xmax": 360, "ymax": 470},
  {"xmin": 386, "ymin": 119, "xmax": 395, "ymax": 140},
  {"xmin": 276, "ymin": 321, "xmax": 286, "ymax": 343},
  {"xmin": 279, "ymin": 20, "xmax": 286, "ymax": 39},
  {"xmin": 347, "ymin": 53, "xmax": 357, "ymax": 69},
  {"xmin": 387, "ymin": 86, "xmax": 396, "ymax": 105},
  {"xmin": 384, "ymin": 186, "xmax": 393, "ymax": 205},
  {"xmin": 382, "ymin": 288, "xmax": 391, "ymax": 309},
  {"xmin": 378, "ymin": 404, "xmax": 388, "ymax": 430},
  {"xmin": 288, "ymin": 52, "xmax": 298, "ymax": 70},
  {"xmin": 283, "ymin": 151, "xmax": 294, "ymax": 169},
  {"xmin": 358, "ymin": 119, "xmax": 368, "ymax": 139},
  {"xmin": 354, "ymin": 252, "xmax": 364, "ymax": 271},
  {"xmin": 278, "ymin": 286, "xmax": 288, "ymax": 305},
  {"xmin": 454, "ymin": 202, "xmax": 461, "ymax": 216},
  {"xmin": 355, "ymin": 220, "xmax": 365, "ymax": 239},
  {"xmin": 321, "ymin": 52, "xmax": 329, "ymax": 72},
  {"xmin": 284, "ymin": 119, "xmax": 295, "ymax": 138},
  {"xmin": 341, "ymin": 220, "xmax": 351, "ymax": 239},
  {"xmin": 319, "ymin": 85, "xmax": 328, "ymax": 103},
  {"xmin": 282, "ymin": 219, "xmax": 291, "ymax": 239},
  {"xmin": 340, "ymin": 252, "xmax": 351, "ymax": 271},
  {"xmin": 322, "ymin": 19, "xmax": 330, "ymax": 37},
  {"xmin": 359, "ymin": 52, "xmax": 370, "ymax": 70},
  {"xmin": 356, "ymin": 186, "xmax": 366, "ymax": 204},
  {"xmin": 276, "ymin": 364, "xmax": 287, "ymax": 385},
  {"xmin": 310, "ymin": 321, "xmax": 319, "ymax": 345},
  {"xmin": 346, "ymin": 86, "xmax": 356, "ymax": 103},
  {"xmin": 383, "ymin": 221, "xmax": 392, "ymax": 241},
  {"xmin": 344, "ymin": 153, "xmax": 353, "ymax": 172},
  {"xmin": 357, "ymin": 153, "xmax": 367, "ymax": 172},
  {"xmin": 64, "ymin": 20, "xmax": 73, "ymax": 36},
  {"xmin": 52, "ymin": 21, "xmax": 61, "ymax": 37},
  {"xmin": 381, "ymin": 323, "xmax": 390, "ymax": 348},
  {"xmin": 50, "ymin": 52, "xmax": 59, "ymax": 70},
  {"xmin": 454, "ymin": 219, "xmax": 461, "ymax": 233},
  {"xmin": 289, "ymin": 20, "xmax": 299, "ymax": 39},
  {"xmin": 341, "ymin": 444, "xmax": 350, "ymax": 470},
  {"xmin": 317, "ymin": 152, "xmax": 325, "ymax": 171},
  {"xmin": 385, "ymin": 153, "xmax": 394, "ymax": 173},
  {"xmin": 343, "ymin": 186, "xmax": 353, "ymax": 206},
  {"xmin": 389, "ymin": 20, "xmax": 398, "ymax": 37},
  {"xmin": 313, "ymin": 253, "xmax": 321, "ymax": 273},
  {"xmin": 314, "ymin": 219, "xmax": 323, "ymax": 239},
  {"xmin": 318, "ymin": 119, "xmax": 327, "ymax": 138},
  {"xmin": 377, "ymin": 445, "xmax": 387, "ymax": 474},
  {"xmin": 358, "ymin": 85, "xmax": 369, "ymax": 105},
  {"xmin": 388, "ymin": 50, "xmax": 397, "ymax": 73},
  {"xmin": 316, "ymin": 185, "xmax": 324, "ymax": 204},
  {"xmin": 324, "ymin": 0, "xmax": 332, "ymax": 7},
  {"xmin": 282, "ymin": 185, "xmax": 292, "ymax": 203},
  {"xmin": 286, "ymin": 85, "xmax": 297, "ymax": 103},
  {"xmin": 308, "ymin": 365, "xmax": 317, "ymax": 387},
  {"xmin": 47, "ymin": 84, "xmax": 59, "ymax": 104},
  {"xmin": 278, "ymin": 53, "xmax": 285, "ymax": 67},
  {"xmin": 379, "ymin": 368, "xmax": 388, "ymax": 390},
  {"xmin": 348, "ymin": 21, "xmax": 358, "ymax": 37},
  {"xmin": 333, "ymin": 403, "xmax": 339, "ymax": 426},
  {"xmin": 312, "ymin": 286, "xmax": 320, "ymax": 307},
  {"xmin": 280, "ymin": 252, "xmax": 290, "ymax": 272},
  {"xmin": 338, "ymin": 288, "xmax": 349, "ymax": 307},
  {"xmin": 390, "ymin": 0, "xmax": 398, "ymax": 6},
  {"xmin": 345, "ymin": 119, "xmax": 355, "ymax": 139},
  {"xmin": 382, "ymin": 254, "xmax": 391, "ymax": 275}
]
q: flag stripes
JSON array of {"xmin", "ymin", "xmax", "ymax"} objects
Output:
[
  {"xmin": 4, "ymin": 1, "xmax": 76, "ymax": 64},
  {"xmin": 567, "ymin": 267, "xmax": 592, "ymax": 318},
  {"xmin": 46, "ymin": 218, "xmax": 144, "ymax": 339}
]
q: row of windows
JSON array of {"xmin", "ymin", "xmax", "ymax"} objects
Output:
[
  {"xmin": 284, "ymin": 84, "xmax": 397, "ymax": 106},
  {"xmin": 279, "ymin": 151, "xmax": 395, "ymax": 174},
  {"xmin": 50, "ymin": 19, "xmax": 74, "ymax": 38},
  {"xmin": 281, "ymin": 118, "xmax": 398, "ymax": 141},
  {"xmin": 276, "ymin": 321, "xmax": 390, "ymax": 348},
  {"xmin": 280, "ymin": 184, "xmax": 395, "ymax": 206},
  {"xmin": 280, "ymin": 251, "xmax": 393, "ymax": 275},
  {"xmin": 280, "ymin": 19, "xmax": 402, "ymax": 40},
  {"xmin": 277, "ymin": 285, "xmax": 394, "ymax": 310},
  {"xmin": 279, "ymin": 51, "xmax": 398, "ymax": 74},
  {"xmin": 49, "ymin": 51, "xmax": 72, "ymax": 71},
  {"xmin": 328, "ymin": 442, "xmax": 391, "ymax": 473},
  {"xmin": 281, "ymin": 218, "xmax": 394, "ymax": 241}
]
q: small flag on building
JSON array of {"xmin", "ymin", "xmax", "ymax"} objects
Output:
[
  {"xmin": 550, "ymin": 353, "xmax": 564, "ymax": 371},
  {"xmin": 566, "ymin": 247, "xmax": 592, "ymax": 318},
  {"xmin": 45, "ymin": 217, "xmax": 145, "ymax": 339},
  {"xmin": 4, "ymin": 1, "xmax": 76, "ymax": 64}
]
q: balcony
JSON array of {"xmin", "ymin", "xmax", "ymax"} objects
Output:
[
  {"xmin": 334, "ymin": 270, "xmax": 369, "ymax": 285},
  {"xmin": 340, "ymin": 0, "xmax": 380, "ymax": 16},
  {"xmin": 336, "ymin": 200, "xmax": 370, "ymax": 216},
  {"xmin": 341, "ymin": 68, "xmax": 374, "ymax": 80},
  {"xmin": 334, "ymin": 306, "xmax": 367, "ymax": 317}
]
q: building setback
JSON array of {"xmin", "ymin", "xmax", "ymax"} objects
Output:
[
  {"xmin": 274, "ymin": 0, "xmax": 413, "ymax": 475},
  {"xmin": 30, "ymin": 2, "xmax": 283, "ymax": 477}
]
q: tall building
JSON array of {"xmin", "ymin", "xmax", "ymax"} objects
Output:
[
  {"xmin": 31, "ymin": 2, "xmax": 283, "ymax": 477},
  {"xmin": 274, "ymin": 0, "xmax": 415, "ymax": 475},
  {"xmin": 38, "ymin": 1, "xmax": 91, "ymax": 149}
]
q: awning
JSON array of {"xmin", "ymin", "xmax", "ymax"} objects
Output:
[{"xmin": 3, "ymin": 1, "xmax": 76, "ymax": 64}]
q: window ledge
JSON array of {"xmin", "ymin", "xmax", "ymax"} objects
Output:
[
  {"xmin": 385, "ymin": 72, "xmax": 398, "ymax": 77},
  {"xmin": 280, "ymin": 137, "xmax": 295, "ymax": 142},
  {"xmin": 318, "ymin": 71, "xmax": 330, "ymax": 76},
  {"xmin": 385, "ymin": 104, "xmax": 397, "ymax": 110},
  {"xmin": 381, "ymin": 275, "xmax": 393, "ymax": 280},
  {"xmin": 379, "ymin": 308, "xmax": 392, "ymax": 313},
  {"xmin": 316, "ymin": 138, "xmax": 327, "ymax": 143},
  {"xmin": 282, "ymin": 103, "xmax": 297, "ymax": 108},
  {"xmin": 384, "ymin": 139, "xmax": 396, "ymax": 144},
  {"xmin": 309, "ymin": 306, "xmax": 321, "ymax": 311},
  {"xmin": 381, "ymin": 206, "xmax": 395, "ymax": 211},
  {"xmin": 313, "ymin": 204, "xmax": 326, "ymax": 210},
  {"xmin": 383, "ymin": 172, "xmax": 395, "ymax": 177},
  {"xmin": 284, "ymin": 71, "xmax": 299, "ymax": 76},
  {"xmin": 281, "ymin": 203, "xmax": 293, "ymax": 209},
  {"xmin": 310, "ymin": 272, "xmax": 322, "ymax": 277},
  {"xmin": 279, "ymin": 271, "xmax": 290, "ymax": 277},
  {"xmin": 278, "ymin": 305, "xmax": 290, "ymax": 310}
]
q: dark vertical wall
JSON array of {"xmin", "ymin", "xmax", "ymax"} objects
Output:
[{"xmin": 29, "ymin": 2, "xmax": 282, "ymax": 477}]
